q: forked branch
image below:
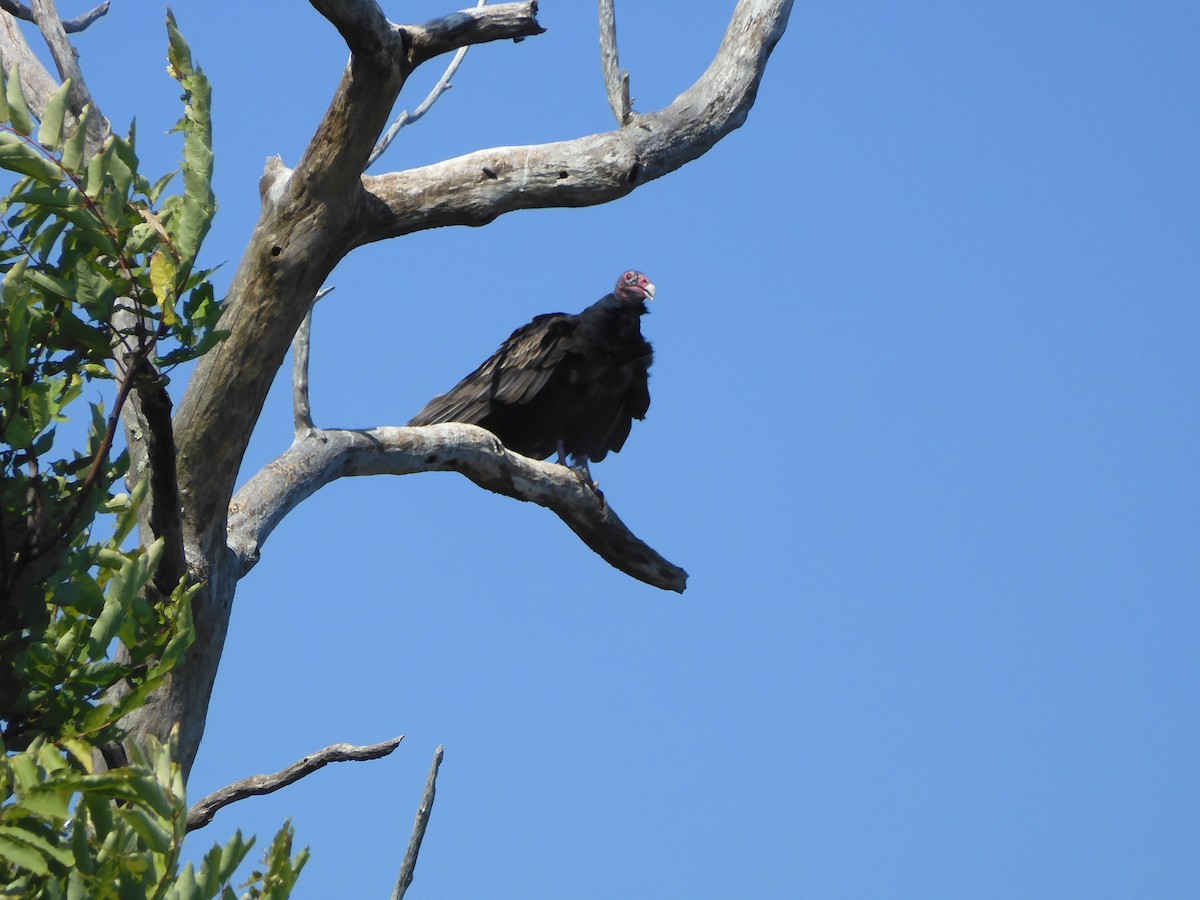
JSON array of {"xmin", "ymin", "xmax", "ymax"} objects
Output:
[
  {"xmin": 175, "ymin": 2, "xmax": 546, "ymax": 542},
  {"xmin": 2, "ymin": 0, "xmax": 108, "ymax": 33},
  {"xmin": 367, "ymin": 0, "xmax": 487, "ymax": 170},
  {"xmin": 353, "ymin": 0, "xmax": 793, "ymax": 245}
]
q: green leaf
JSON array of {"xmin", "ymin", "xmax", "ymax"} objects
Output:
[
  {"xmin": 147, "ymin": 170, "xmax": 177, "ymax": 204},
  {"xmin": 61, "ymin": 739, "xmax": 95, "ymax": 770},
  {"xmin": 13, "ymin": 182, "xmax": 87, "ymax": 210},
  {"xmin": 4, "ymin": 410, "xmax": 34, "ymax": 450},
  {"xmin": 58, "ymin": 309, "xmax": 112, "ymax": 357},
  {"xmin": 0, "ymin": 65, "xmax": 10, "ymax": 124},
  {"xmin": 173, "ymin": 194, "xmax": 211, "ymax": 268},
  {"xmin": 0, "ymin": 131, "xmax": 62, "ymax": 184},
  {"xmin": 67, "ymin": 869, "xmax": 88, "ymax": 900},
  {"xmin": 182, "ymin": 136, "xmax": 214, "ymax": 204},
  {"xmin": 118, "ymin": 806, "xmax": 172, "ymax": 855},
  {"xmin": 110, "ymin": 475, "xmax": 149, "ymax": 548},
  {"xmin": 9, "ymin": 750, "xmax": 40, "ymax": 791},
  {"xmin": 100, "ymin": 181, "xmax": 124, "ymax": 226},
  {"xmin": 212, "ymin": 831, "xmax": 254, "ymax": 890},
  {"xmin": 19, "ymin": 786, "xmax": 72, "ymax": 820},
  {"xmin": 35, "ymin": 740, "xmax": 70, "ymax": 775},
  {"xmin": 0, "ymin": 822, "xmax": 73, "ymax": 867},
  {"xmin": 154, "ymin": 584, "xmax": 196, "ymax": 674},
  {"xmin": 70, "ymin": 811, "xmax": 94, "ymax": 874},
  {"xmin": 164, "ymin": 14, "xmax": 215, "ymax": 273},
  {"xmin": 106, "ymin": 134, "xmax": 136, "ymax": 199},
  {"xmin": 83, "ymin": 144, "xmax": 108, "ymax": 200},
  {"xmin": 81, "ymin": 794, "xmax": 113, "ymax": 839},
  {"xmin": 25, "ymin": 383, "xmax": 54, "ymax": 436},
  {"xmin": 243, "ymin": 821, "xmax": 309, "ymax": 900},
  {"xmin": 166, "ymin": 12, "xmax": 195, "ymax": 83},
  {"xmin": 38, "ymin": 78, "xmax": 72, "ymax": 151},
  {"xmin": 128, "ymin": 771, "xmax": 177, "ymax": 823},
  {"xmin": 61, "ymin": 104, "xmax": 91, "ymax": 172},
  {"xmin": 169, "ymin": 863, "xmax": 203, "ymax": 900},
  {"xmin": 150, "ymin": 250, "xmax": 179, "ymax": 325},
  {"xmin": 87, "ymin": 592, "xmax": 124, "ymax": 658},
  {"xmin": 72, "ymin": 249, "xmax": 118, "ymax": 307},
  {"xmin": 4, "ymin": 63, "xmax": 34, "ymax": 135},
  {"xmin": 25, "ymin": 268, "xmax": 73, "ymax": 301},
  {"xmin": 0, "ymin": 830, "xmax": 50, "ymax": 875}
]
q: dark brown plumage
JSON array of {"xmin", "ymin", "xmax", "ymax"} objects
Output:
[{"xmin": 409, "ymin": 270, "xmax": 657, "ymax": 476}]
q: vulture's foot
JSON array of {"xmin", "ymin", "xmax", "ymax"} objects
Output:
[{"xmin": 557, "ymin": 441, "xmax": 601, "ymax": 492}]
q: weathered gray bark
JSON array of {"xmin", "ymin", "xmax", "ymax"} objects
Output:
[
  {"xmin": 228, "ymin": 423, "xmax": 689, "ymax": 592},
  {"xmin": 186, "ymin": 736, "xmax": 405, "ymax": 832},
  {"xmin": 2, "ymin": 0, "xmax": 793, "ymax": 778}
]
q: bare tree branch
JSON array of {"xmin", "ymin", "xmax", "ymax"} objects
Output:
[
  {"xmin": 292, "ymin": 311, "xmax": 315, "ymax": 436},
  {"xmin": 393, "ymin": 745, "xmax": 445, "ymax": 900},
  {"xmin": 186, "ymin": 736, "xmax": 405, "ymax": 833},
  {"xmin": 367, "ymin": 0, "xmax": 487, "ymax": 170},
  {"xmin": 228, "ymin": 424, "xmax": 688, "ymax": 592},
  {"xmin": 111, "ymin": 344, "xmax": 187, "ymax": 591},
  {"xmin": 405, "ymin": 2, "xmax": 544, "ymax": 67},
  {"xmin": 307, "ymin": 0, "xmax": 393, "ymax": 55},
  {"xmin": 309, "ymin": 0, "xmax": 542, "ymax": 64},
  {"xmin": 149, "ymin": 1, "xmax": 555, "ymax": 781},
  {"xmin": 136, "ymin": 0, "xmax": 785, "ymax": 774},
  {"xmin": 301, "ymin": 2, "xmax": 544, "ymax": 188},
  {"xmin": 1, "ymin": 0, "xmax": 108, "ymax": 33},
  {"xmin": 174, "ymin": 3, "xmax": 546, "ymax": 553},
  {"xmin": 292, "ymin": 287, "xmax": 335, "ymax": 436},
  {"xmin": 351, "ymin": 0, "xmax": 793, "ymax": 246},
  {"xmin": 598, "ymin": 0, "xmax": 631, "ymax": 125}
]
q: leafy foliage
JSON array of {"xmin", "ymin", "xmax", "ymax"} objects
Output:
[
  {"xmin": 0, "ymin": 12, "xmax": 219, "ymax": 751},
  {"xmin": 0, "ymin": 15, "xmax": 308, "ymax": 898},
  {"xmin": 0, "ymin": 732, "xmax": 308, "ymax": 898}
]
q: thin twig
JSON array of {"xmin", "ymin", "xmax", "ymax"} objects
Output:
[
  {"xmin": 1, "ymin": 0, "xmax": 109, "ymax": 33},
  {"xmin": 292, "ymin": 286, "xmax": 335, "ymax": 435},
  {"xmin": 598, "ymin": 0, "xmax": 631, "ymax": 125},
  {"xmin": 392, "ymin": 745, "xmax": 445, "ymax": 900},
  {"xmin": 366, "ymin": 0, "xmax": 486, "ymax": 169},
  {"xmin": 186, "ymin": 736, "xmax": 404, "ymax": 832}
]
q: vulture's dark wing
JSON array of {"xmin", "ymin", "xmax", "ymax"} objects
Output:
[
  {"xmin": 408, "ymin": 313, "xmax": 577, "ymax": 427},
  {"xmin": 584, "ymin": 347, "xmax": 652, "ymax": 462}
]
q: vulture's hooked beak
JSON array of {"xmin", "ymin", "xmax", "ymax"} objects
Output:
[{"xmin": 643, "ymin": 281, "xmax": 657, "ymax": 300}]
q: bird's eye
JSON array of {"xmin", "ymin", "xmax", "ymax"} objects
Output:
[{"xmin": 624, "ymin": 273, "xmax": 636, "ymax": 283}]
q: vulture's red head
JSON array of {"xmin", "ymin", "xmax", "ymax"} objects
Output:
[{"xmin": 614, "ymin": 270, "xmax": 656, "ymax": 304}]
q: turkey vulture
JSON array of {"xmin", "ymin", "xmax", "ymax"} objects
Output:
[{"xmin": 409, "ymin": 270, "xmax": 657, "ymax": 479}]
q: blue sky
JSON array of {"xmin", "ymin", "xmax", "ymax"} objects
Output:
[{"xmin": 52, "ymin": 1, "xmax": 1200, "ymax": 896}]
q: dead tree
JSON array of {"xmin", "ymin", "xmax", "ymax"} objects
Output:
[{"xmin": 0, "ymin": 0, "xmax": 793, "ymax": 786}]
